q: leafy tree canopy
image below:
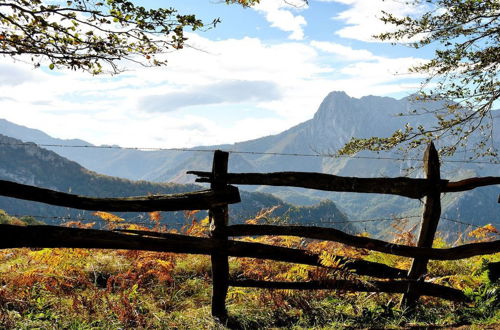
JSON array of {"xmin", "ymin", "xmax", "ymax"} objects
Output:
[
  {"xmin": 339, "ymin": 0, "xmax": 499, "ymax": 159},
  {"xmin": 0, "ymin": 0, "xmax": 260, "ymax": 74}
]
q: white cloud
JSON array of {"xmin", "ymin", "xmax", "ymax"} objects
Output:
[
  {"xmin": 323, "ymin": 0, "xmax": 426, "ymax": 42},
  {"xmin": 253, "ymin": 0, "xmax": 308, "ymax": 40},
  {"xmin": 140, "ymin": 80, "xmax": 282, "ymax": 113},
  {"xmin": 0, "ymin": 29, "xmax": 427, "ymax": 148},
  {"xmin": 0, "ymin": 35, "xmax": 327, "ymax": 147},
  {"xmin": 339, "ymin": 56, "xmax": 425, "ymax": 80},
  {"xmin": 310, "ymin": 41, "xmax": 376, "ymax": 61},
  {"xmin": 0, "ymin": 63, "xmax": 40, "ymax": 86}
]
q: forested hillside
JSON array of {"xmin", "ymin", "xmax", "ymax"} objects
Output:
[{"xmin": 0, "ymin": 134, "xmax": 355, "ymax": 231}]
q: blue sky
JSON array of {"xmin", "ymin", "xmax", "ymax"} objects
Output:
[{"xmin": 0, "ymin": 0, "xmax": 433, "ymax": 148}]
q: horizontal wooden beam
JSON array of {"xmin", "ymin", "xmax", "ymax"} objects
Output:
[
  {"xmin": 0, "ymin": 225, "xmax": 406, "ymax": 279},
  {"xmin": 226, "ymin": 238, "xmax": 406, "ymax": 279},
  {"xmin": 189, "ymin": 171, "xmax": 500, "ymax": 198},
  {"xmin": 118, "ymin": 228, "xmax": 406, "ymax": 278},
  {"xmin": 228, "ymin": 279, "xmax": 469, "ymax": 302},
  {"xmin": 0, "ymin": 179, "xmax": 240, "ymax": 212},
  {"xmin": 188, "ymin": 171, "xmax": 445, "ymax": 199},
  {"xmin": 443, "ymin": 176, "xmax": 500, "ymax": 193},
  {"xmin": 226, "ymin": 224, "xmax": 500, "ymax": 260},
  {"xmin": 0, "ymin": 224, "xmax": 216, "ymax": 254}
]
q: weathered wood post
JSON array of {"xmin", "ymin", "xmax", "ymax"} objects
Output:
[
  {"xmin": 401, "ymin": 142, "xmax": 442, "ymax": 310},
  {"xmin": 209, "ymin": 150, "xmax": 230, "ymax": 323}
]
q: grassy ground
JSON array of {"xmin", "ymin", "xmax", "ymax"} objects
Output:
[{"xmin": 0, "ymin": 212, "xmax": 498, "ymax": 329}]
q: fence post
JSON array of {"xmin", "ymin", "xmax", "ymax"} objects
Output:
[
  {"xmin": 209, "ymin": 150, "xmax": 230, "ymax": 323},
  {"xmin": 401, "ymin": 142, "xmax": 442, "ymax": 310}
]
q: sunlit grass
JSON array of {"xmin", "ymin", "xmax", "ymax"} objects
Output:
[{"xmin": 0, "ymin": 212, "xmax": 498, "ymax": 328}]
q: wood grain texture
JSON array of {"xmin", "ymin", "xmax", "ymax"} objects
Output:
[
  {"xmin": 228, "ymin": 279, "xmax": 469, "ymax": 302},
  {"xmin": 444, "ymin": 177, "xmax": 500, "ymax": 192},
  {"xmin": 227, "ymin": 224, "xmax": 500, "ymax": 260},
  {"xmin": 188, "ymin": 171, "xmax": 446, "ymax": 199},
  {"xmin": 402, "ymin": 142, "xmax": 442, "ymax": 309},
  {"xmin": 0, "ymin": 179, "xmax": 240, "ymax": 211},
  {"xmin": 209, "ymin": 150, "xmax": 230, "ymax": 322},
  {"xmin": 0, "ymin": 224, "xmax": 407, "ymax": 279},
  {"xmin": 188, "ymin": 172, "xmax": 500, "ymax": 198}
]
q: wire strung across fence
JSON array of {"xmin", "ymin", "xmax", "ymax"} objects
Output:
[
  {"xmin": 4, "ymin": 213, "xmax": 371, "ymax": 226},
  {"xmin": 1, "ymin": 141, "xmax": 499, "ymax": 165},
  {"xmin": 7, "ymin": 212, "xmax": 499, "ymax": 236}
]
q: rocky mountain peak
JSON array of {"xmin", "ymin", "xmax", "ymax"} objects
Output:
[
  {"xmin": 312, "ymin": 91, "xmax": 351, "ymax": 121},
  {"xmin": 308, "ymin": 91, "xmax": 405, "ymax": 149}
]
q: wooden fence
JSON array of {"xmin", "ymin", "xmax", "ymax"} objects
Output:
[{"xmin": 0, "ymin": 143, "xmax": 499, "ymax": 323}]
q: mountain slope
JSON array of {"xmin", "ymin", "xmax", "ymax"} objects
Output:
[{"xmin": 0, "ymin": 134, "xmax": 354, "ymax": 231}]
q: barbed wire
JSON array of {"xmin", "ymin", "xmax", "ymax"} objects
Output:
[
  {"xmin": 8, "ymin": 213, "xmax": 417, "ymax": 226},
  {"xmin": 7, "ymin": 214, "xmax": 190, "ymax": 227},
  {"xmin": 1, "ymin": 141, "xmax": 498, "ymax": 165},
  {"xmin": 293, "ymin": 215, "xmax": 422, "ymax": 224},
  {"xmin": 9, "ymin": 213, "xmax": 497, "ymax": 230},
  {"xmin": 440, "ymin": 217, "xmax": 499, "ymax": 229},
  {"xmin": 5, "ymin": 212, "xmax": 499, "ymax": 239}
]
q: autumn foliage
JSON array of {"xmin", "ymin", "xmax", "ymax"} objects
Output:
[{"xmin": 0, "ymin": 210, "xmax": 498, "ymax": 328}]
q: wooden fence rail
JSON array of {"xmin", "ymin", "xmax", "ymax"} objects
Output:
[
  {"xmin": 188, "ymin": 170, "xmax": 500, "ymax": 197},
  {"xmin": 228, "ymin": 279, "xmax": 469, "ymax": 302},
  {"xmin": 0, "ymin": 143, "xmax": 499, "ymax": 323},
  {"xmin": 188, "ymin": 170, "xmax": 442, "ymax": 199},
  {"xmin": 0, "ymin": 179, "xmax": 240, "ymax": 211},
  {"xmin": 226, "ymin": 224, "xmax": 500, "ymax": 260},
  {"xmin": 0, "ymin": 224, "xmax": 407, "ymax": 278}
]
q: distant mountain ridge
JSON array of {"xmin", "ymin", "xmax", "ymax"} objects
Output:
[
  {"xmin": 0, "ymin": 134, "xmax": 354, "ymax": 232},
  {"xmin": 2, "ymin": 92, "xmax": 497, "ymax": 180},
  {"xmin": 1, "ymin": 91, "xmax": 498, "ymax": 236},
  {"xmin": 0, "ymin": 118, "xmax": 91, "ymax": 147}
]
